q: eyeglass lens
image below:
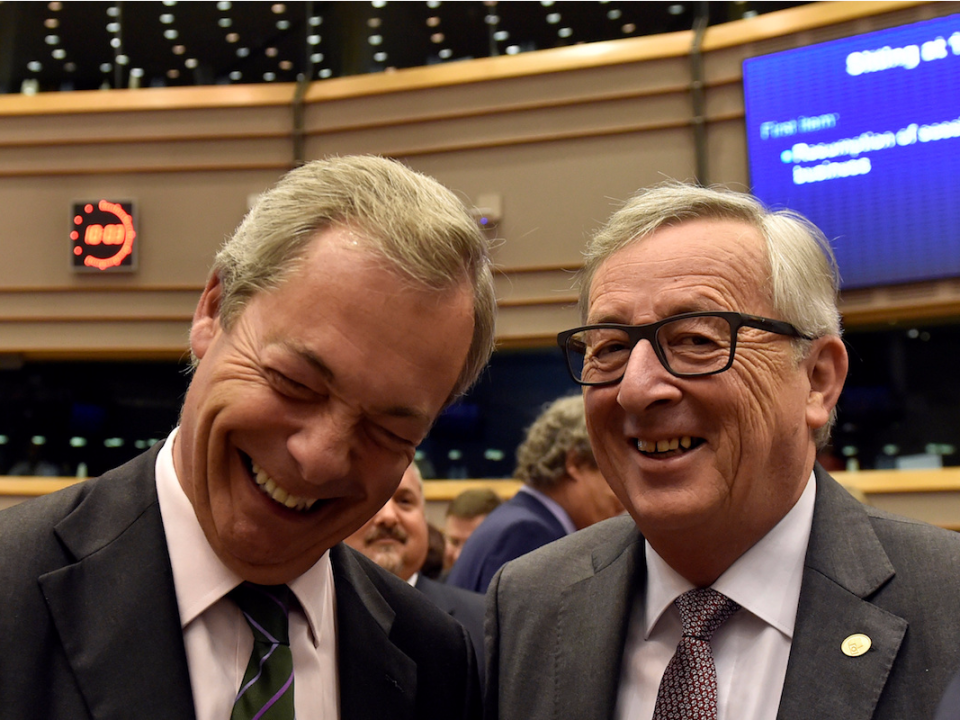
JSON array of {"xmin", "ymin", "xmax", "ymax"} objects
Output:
[{"xmin": 567, "ymin": 315, "xmax": 735, "ymax": 383}]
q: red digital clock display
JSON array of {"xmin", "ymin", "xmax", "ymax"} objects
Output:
[{"xmin": 71, "ymin": 199, "xmax": 137, "ymax": 272}]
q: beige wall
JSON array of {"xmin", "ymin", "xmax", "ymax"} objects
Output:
[{"xmin": 1, "ymin": 1, "xmax": 958, "ymax": 360}]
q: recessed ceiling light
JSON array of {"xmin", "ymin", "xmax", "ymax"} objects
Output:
[
  {"xmin": 100, "ymin": 62, "xmax": 112, "ymax": 72},
  {"xmin": 374, "ymin": 52, "xmax": 387, "ymax": 62},
  {"xmin": 310, "ymin": 53, "xmax": 323, "ymax": 63},
  {"xmin": 506, "ymin": 45, "xmax": 521, "ymax": 55},
  {"xmin": 367, "ymin": 17, "xmax": 381, "ymax": 28},
  {"xmin": 319, "ymin": 68, "xmax": 332, "ymax": 78},
  {"xmin": 229, "ymin": 70, "xmax": 242, "ymax": 80},
  {"xmin": 558, "ymin": 27, "xmax": 573, "ymax": 38},
  {"xmin": 64, "ymin": 61, "xmax": 76, "ymax": 71},
  {"xmin": 52, "ymin": 48, "xmax": 66, "ymax": 59},
  {"xmin": 484, "ymin": 14, "xmax": 499, "ymax": 25},
  {"xmin": 45, "ymin": 35, "xmax": 60, "ymax": 45},
  {"xmin": 226, "ymin": 33, "xmax": 239, "ymax": 42},
  {"xmin": 107, "ymin": 6, "xmax": 120, "ymax": 18},
  {"xmin": 427, "ymin": 16, "xmax": 440, "ymax": 27},
  {"xmin": 607, "ymin": 9, "xmax": 622, "ymax": 20},
  {"xmin": 308, "ymin": 34, "xmax": 321, "ymax": 45},
  {"xmin": 279, "ymin": 60, "xmax": 293, "ymax": 70},
  {"xmin": 167, "ymin": 68, "xmax": 180, "ymax": 78},
  {"xmin": 172, "ymin": 45, "xmax": 186, "ymax": 54},
  {"xmin": 430, "ymin": 32, "xmax": 444, "ymax": 44},
  {"xmin": 546, "ymin": 13, "xmax": 560, "ymax": 23},
  {"xmin": 368, "ymin": 35, "xmax": 382, "ymax": 46},
  {"xmin": 427, "ymin": 0, "xmax": 441, "ymax": 8},
  {"xmin": 116, "ymin": 54, "xmax": 129, "ymax": 65},
  {"xmin": 160, "ymin": 13, "xmax": 174, "ymax": 23},
  {"xmin": 44, "ymin": 18, "xmax": 59, "ymax": 29},
  {"xmin": 185, "ymin": 57, "xmax": 198, "ymax": 68},
  {"xmin": 372, "ymin": 0, "xmax": 387, "ymax": 7},
  {"xmin": 110, "ymin": 37, "xmax": 121, "ymax": 48},
  {"xmin": 263, "ymin": 72, "xmax": 276, "ymax": 81},
  {"xmin": 130, "ymin": 67, "xmax": 144, "ymax": 78},
  {"xmin": 276, "ymin": 20, "xmax": 290, "ymax": 30},
  {"xmin": 668, "ymin": 4, "xmax": 685, "ymax": 15},
  {"xmin": 622, "ymin": 23, "xmax": 636, "ymax": 33},
  {"xmin": 164, "ymin": 29, "xmax": 178, "ymax": 40},
  {"xmin": 217, "ymin": 1, "xmax": 232, "ymax": 10},
  {"xmin": 218, "ymin": 18, "xmax": 232, "ymax": 28},
  {"xmin": 438, "ymin": 48, "xmax": 452, "ymax": 59},
  {"xmin": 265, "ymin": 47, "xmax": 278, "ymax": 57},
  {"xmin": 237, "ymin": 47, "xmax": 250, "ymax": 57},
  {"xmin": 271, "ymin": 4, "xmax": 286, "ymax": 14},
  {"xmin": 309, "ymin": 16, "xmax": 322, "ymax": 26},
  {"xmin": 47, "ymin": 2, "xmax": 62, "ymax": 11},
  {"xmin": 27, "ymin": 61, "xmax": 43, "ymax": 72}
]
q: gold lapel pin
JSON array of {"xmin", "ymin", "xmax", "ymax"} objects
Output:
[{"xmin": 841, "ymin": 634, "xmax": 872, "ymax": 657}]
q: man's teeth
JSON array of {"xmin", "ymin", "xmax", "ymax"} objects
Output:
[
  {"xmin": 637, "ymin": 436, "xmax": 694, "ymax": 453},
  {"xmin": 251, "ymin": 461, "xmax": 317, "ymax": 511}
]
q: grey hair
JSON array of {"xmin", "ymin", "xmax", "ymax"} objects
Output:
[
  {"xmin": 515, "ymin": 394, "xmax": 595, "ymax": 490},
  {"xmin": 579, "ymin": 181, "xmax": 842, "ymax": 447},
  {"xmin": 204, "ymin": 155, "xmax": 496, "ymax": 404}
]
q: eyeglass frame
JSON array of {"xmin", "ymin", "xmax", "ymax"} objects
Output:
[{"xmin": 556, "ymin": 310, "xmax": 815, "ymax": 387}]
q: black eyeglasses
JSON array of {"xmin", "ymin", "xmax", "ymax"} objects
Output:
[{"xmin": 557, "ymin": 311, "xmax": 814, "ymax": 386}]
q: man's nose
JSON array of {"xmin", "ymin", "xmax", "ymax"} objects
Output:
[
  {"xmin": 616, "ymin": 339, "xmax": 682, "ymax": 410},
  {"xmin": 287, "ymin": 407, "xmax": 354, "ymax": 485}
]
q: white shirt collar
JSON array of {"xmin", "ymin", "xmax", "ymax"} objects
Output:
[
  {"xmin": 644, "ymin": 471, "xmax": 816, "ymax": 639},
  {"xmin": 155, "ymin": 427, "xmax": 332, "ymax": 647},
  {"xmin": 518, "ymin": 484, "xmax": 577, "ymax": 535}
]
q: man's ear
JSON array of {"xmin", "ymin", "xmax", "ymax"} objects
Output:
[
  {"xmin": 190, "ymin": 273, "xmax": 224, "ymax": 361},
  {"xmin": 804, "ymin": 335, "xmax": 849, "ymax": 431},
  {"xmin": 564, "ymin": 450, "xmax": 591, "ymax": 483}
]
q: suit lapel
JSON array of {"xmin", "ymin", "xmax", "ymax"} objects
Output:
[
  {"xmin": 333, "ymin": 544, "xmax": 418, "ymax": 720},
  {"xmin": 555, "ymin": 520, "xmax": 645, "ymax": 719},
  {"xmin": 39, "ymin": 447, "xmax": 195, "ymax": 720},
  {"xmin": 777, "ymin": 468, "xmax": 905, "ymax": 720}
]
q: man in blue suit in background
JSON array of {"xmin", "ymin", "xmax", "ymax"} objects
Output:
[{"xmin": 446, "ymin": 394, "xmax": 622, "ymax": 593}]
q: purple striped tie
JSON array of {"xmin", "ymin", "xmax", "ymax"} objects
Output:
[{"xmin": 229, "ymin": 583, "xmax": 295, "ymax": 720}]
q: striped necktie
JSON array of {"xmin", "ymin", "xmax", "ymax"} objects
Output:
[
  {"xmin": 229, "ymin": 582, "xmax": 295, "ymax": 720},
  {"xmin": 652, "ymin": 587, "xmax": 741, "ymax": 720}
]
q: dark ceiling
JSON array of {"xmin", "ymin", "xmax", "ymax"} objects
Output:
[{"xmin": 0, "ymin": 1, "xmax": 809, "ymax": 94}]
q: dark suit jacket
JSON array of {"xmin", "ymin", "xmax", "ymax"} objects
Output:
[
  {"xmin": 416, "ymin": 574, "xmax": 487, "ymax": 675},
  {"xmin": 446, "ymin": 490, "xmax": 567, "ymax": 594},
  {"xmin": 486, "ymin": 465, "xmax": 960, "ymax": 720},
  {"xmin": 0, "ymin": 446, "xmax": 481, "ymax": 720}
]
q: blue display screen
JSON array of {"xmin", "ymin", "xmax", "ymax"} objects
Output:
[{"xmin": 743, "ymin": 14, "xmax": 960, "ymax": 289}]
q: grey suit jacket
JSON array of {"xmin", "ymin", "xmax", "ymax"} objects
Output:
[
  {"xmin": 0, "ymin": 445, "xmax": 481, "ymax": 720},
  {"xmin": 486, "ymin": 466, "xmax": 960, "ymax": 720}
]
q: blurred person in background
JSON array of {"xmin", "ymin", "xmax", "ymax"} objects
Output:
[
  {"xmin": 443, "ymin": 487, "xmax": 502, "ymax": 574},
  {"xmin": 345, "ymin": 462, "xmax": 486, "ymax": 676},
  {"xmin": 447, "ymin": 394, "xmax": 622, "ymax": 594}
]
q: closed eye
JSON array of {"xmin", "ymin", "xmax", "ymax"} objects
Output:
[{"xmin": 266, "ymin": 368, "xmax": 320, "ymax": 400}]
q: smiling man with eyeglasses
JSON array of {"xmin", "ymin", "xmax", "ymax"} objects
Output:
[{"xmin": 486, "ymin": 181, "xmax": 960, "ymax": 720}]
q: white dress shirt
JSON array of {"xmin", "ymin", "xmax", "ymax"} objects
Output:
[
  {"xmin": 155, "ymin": 428, "xmax": 340, "ymax": 720},
  {"xmin": 614, "ymin": 472, "xmax": 816, "ymax": 720}
]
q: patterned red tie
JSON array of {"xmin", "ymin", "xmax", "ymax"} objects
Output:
[{"xmin": 652, "ymin": 588, "xmax": 741, "ymax": 720}]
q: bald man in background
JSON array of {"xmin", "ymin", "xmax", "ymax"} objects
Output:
[{"xmin": 346, "ymin": 463, "xmax": 486, "ymax": 676}]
